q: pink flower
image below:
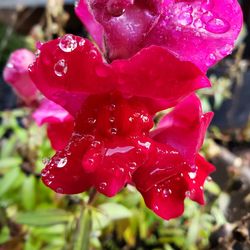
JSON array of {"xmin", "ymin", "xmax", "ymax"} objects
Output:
[
  {"xmin": 132, "ymin": 94, "xmax": 215, "ymax": 220},
  {"xmin": 3, "ymin": 49, "xmax": 39, "ymax": 104},
  {"xmin": 75, "ymin": 0, "xmax": 242, "ymax": 71},
  {"xmin": 33, "ymin": 99, "xmax": 74, "ymax": 150},
  {"xmin": 29, "ymin": 34, "xmax": 213, "ymax": 214}
]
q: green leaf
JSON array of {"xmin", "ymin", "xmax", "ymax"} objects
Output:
[
  {"xmin": 0, "ymin": 157, "xmax": 22, "ymax": 169},
  {"xmin": 15, "ymin": 209, "xmax": 71, "ymax": 226},
  {"xmin": 73, "ymin": 207, "xmax": 92, "ymax": 250},
  {"xmin": 21, "ymin": 175, "xmax": 36, "ymax": 210},
  {"xmin": 98, "ymin": 203, "xmax": 132, "ymax": 221},
  {"xmin": 0, "ymin": 168, "xmax": 20, "ymax": 197}
]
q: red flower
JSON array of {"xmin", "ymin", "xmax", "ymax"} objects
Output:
[
  {"xmin": 75, "ymin": 0, "xmax": 242, "ymax": 71},
  {"xmin": 29, "ymin": 35, "xmax": 211, "ymax": 202},
  {"xmin": 132, "ymin": 94, "xmax": 215, "ymax": 219}
]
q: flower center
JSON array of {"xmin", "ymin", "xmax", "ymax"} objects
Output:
[{"xmin": 75, "ymin": 92, "xmax": 154, "ymax": 137}]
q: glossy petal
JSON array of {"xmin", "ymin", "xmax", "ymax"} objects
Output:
[
  {"xmin": 29, "ymin": 35, "xmax": 210, "ymax": 116},
  {"xmin": 75, "ymin": 0, "xmax": 104, "ymax": 49},
  {"xmin": 150, "ymin": 95, "xmax": 213, "ymax": 164},
  {"xmin": 41, "ymin": 133, "xmax": 93, "ymax": 194},
  {"xmin": 3, "ymin": 49, "xmax": 39, "ymax": 104},
  {"xmin": 76, "ymin": 0, "xmax": 242, "ymax": 70}
]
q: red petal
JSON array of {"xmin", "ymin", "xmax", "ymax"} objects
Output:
[
  {"xmin": 139, "ymin": 173, "xmax": 188, "ymax": 220},
  {"xmin": 41, "ymin": 133, "xmax": 93, "ymax": 194},
  {"xmin": 29, "ymin": 35, "xmax": 115, "ymax": 116},
  {"xmin": 112, "ymin": 47, "xmax": 210, "ymax": 109},
  {"xmin": 150, "ymin": 95, "xmax": 213, "ymax": 164}
]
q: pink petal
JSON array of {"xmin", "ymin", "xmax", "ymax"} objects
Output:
[
  {"xmin": 150, "ymin": 95, "xmax": 213, "ymax": 165},
  {"xmin": 33, "ymin": 99, "xmax": 73, "ymax": 125},
  {"xmin": 78, "ymin": 0, "xmax": 242, "ymax": 71},
  {"xmin": 75, "ymin": 0, "xmax": 104, "ymax": 49},
  {"xmin": 146, "ymin": 0, "xmax": 243, "ymax": 71},
  {"xmin": 3, "ymin": 49, "xmax": 39, "ymax": 104}
]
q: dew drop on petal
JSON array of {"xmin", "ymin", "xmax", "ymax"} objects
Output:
[
  {"xmin": 178, "ymin": 12, "xmax": 193, "ymax": 26},
  {"xmin": 110, "ymin": 127, "xmax": 118, "ymax": 135},
  {"xmin": 42, "ymin": 158, "xmax": 50, "ymax": 165},
  {"xmin": 99, "ymin": 182, "xmax": 108, "ymax": 190},
  {"xmin": 89, "ymin": 49, "xmax": 98, "ymax": 59},
  {"xmin": 162, "ymin": 188, "xmax": 172, "ymax": 198},
  {"xmin": 59, "ymin": 34, "xmax": 77, "ymax": 52},
  {"xmin": 79, "ymin": 39, "xmax": 85, "ymax": 47},
  {"xmin": 185, "ymin": 190, "xmax": 191, "ymax": 197},
  {"xmin": 57, "ymin": 157, "xmax": 67, "ymax": 168},
  {"xmin": 219, "ymin": 44, "xmax": 233, "ymax": 56},
  {"xmin": 88, "ymin": 117, "xmax": 96, "ymax": 124},
  {"xmin": 206, "ymin": 53, "xmax": 216, "ymax": 66},
  {"xmin": 54, "ymin": 59, "xmax": 68, "ymax": 77},
  {"xmin": 205, "ymin": 18, "xmax": 230, "ymax": 34}
]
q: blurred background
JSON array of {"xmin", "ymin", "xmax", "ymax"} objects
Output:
[{"xmin": 0, "ymin": 0, "xmax": 250, "ymax": 249}]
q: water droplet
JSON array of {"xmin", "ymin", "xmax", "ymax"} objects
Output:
[
  {"xmin": 91, "ymin": 140, "xmax": 101, "ymax": 148},
  {"xmin": 56, "ymin": 187, "xmax": 63, "ymax": 193},
  {"xmin": 41, "ymin": 169, "xmax": 49, "ymax": 177},
  {"xmin": 6, "ymin": 63, "xmax": 14, "ymax": 69},
  {"xmin": 99, "ymin": 182, "xmax": 107, "ymax": 190},
  {"xmin": 141, "ymin": 115, "xmax": 149, "ymax": 123},
  {"xmin": 49, "ymin": 174, "xmax": 55, "ymax": 179},
  {"xmin": 178, "ymin": 12, "xmax": 193, "ymax": 25},
  {"xmin": 206, "ymin": 176, "xmax": 213, "ymax": 182},
  {"xmin": 57, "ymin": 157, "xmax": 67, "ymax": 168},
  {"xmin": 42, "ymin": 158, "xmax": 50, "ymax": 165},
  {"xmin": 185, "ymin": 191, "xmax": 191, "ymax": 197},
  {"xmin": 206, "ymin": 53, "xmax": 216, "ymax": 66},
  {"xmin": 75, "ymin": 0, "xmax": 80, "ymax": 8},
  {"xmin": 119, "ymin": 167, "xmax": 125, "ymax": 173},
  {"xmin": 128, "ymin": 162, "xmax": 137, "ymax": 170},
  {"xmin": 201, "ymin": 11, "xmax": 214, "ymax": 23},
  {"xmin": 154, "ymin": 205, "xmax": 159, "ymax": 211},
  {"xmin": 54, "ymin": 59, "xmax": 68, "ymax": 77},
  {"xmin": 219, "ymin": 44, "xmax": 233, "ymax": 56},
  {"xmin": 162, "ymin": 188, "xmax": 172, "ymax": 198},
  {"xmin": 35, "ymin": 49, "xmax": 41, "ymax": 58},
  {"xmin": 188, "ymin": 172, "xmax": 197, "ymax": 179},
  {"xmin": 88, "ymin": 117, "xmax": 96, "ymax": 124},
  {"xmin": 59, "ymin": 34, "xmax": 77, "ymax": 52},
  {"xmin": 36, "ymin": 41, "xmax": 43, "ymax": 49},
  {"xmin": 107, "ymin": 0, "xmax": 127, "ymax": 17},
  {"xmin": 89, "ymin": 49, "xmax": 98, "ymax": 59},
  {"xmin": 205, "ymin": 17, "xmax": 230, "ymax": 34},
  {"xmin": 194, "ymin": 19, "xmax": 203, "ymax": 29},
  {"xmin": 109, "ymin": 117, "xmax": 115, "ymax": 123},
  {"xmin": 110, "ymin": 127, "xmax": 118, "ymax": 135},
  {"xmin": 79, "ymin": 39, "xmax": 85, "ymax": 47}
]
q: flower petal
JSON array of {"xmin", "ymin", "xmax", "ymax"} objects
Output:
[
  {"xmin": 75, "ymin": 0, "xmax": 104, "ymax": 49},
  {"xmin": 29, "ymin": 35, "xmax": 115, "ymax": 116},
  {"xmin": 112, "ymin": 47, "xmax": 210, "ymax": 109},
  {"xmin": 78, "ymin": 0, "xmax": 242, "ymax": 71},
  {"xmin": 30, "ymin": 36, "xmax": 210, "ymax": 116},
  {"xmin": 150, "ymin": 95, "xmax": 213, "ymax": 164},
  {"xmin": 41, "ymin": 133, "xmax": 92, "ymax": 194},
  {"xmin": 3, "ymin": 49, "xmax": 39, "ymax": 104},
  {"xmin": 138, "ymin": 173, "xmax": 188, "ymax": 220},
  {"xmin": 185, "ymin": 154, "xmax": 215, "ymax": 205}
]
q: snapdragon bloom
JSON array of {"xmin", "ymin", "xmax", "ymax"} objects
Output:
[
  {"xmin": 33, "ymin": 99, "xmax": 74, "ymax": 150},
  {"xmin": 3, "ymin": 49, "xmax": 39, "ymax": 104},
  {"xmin": 29, "ymin": 34, "xmax": 213, "ymax": 219},
  {"xmin": 75, "ymin": 0, "xmax": 242, "ymax": 71}
]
